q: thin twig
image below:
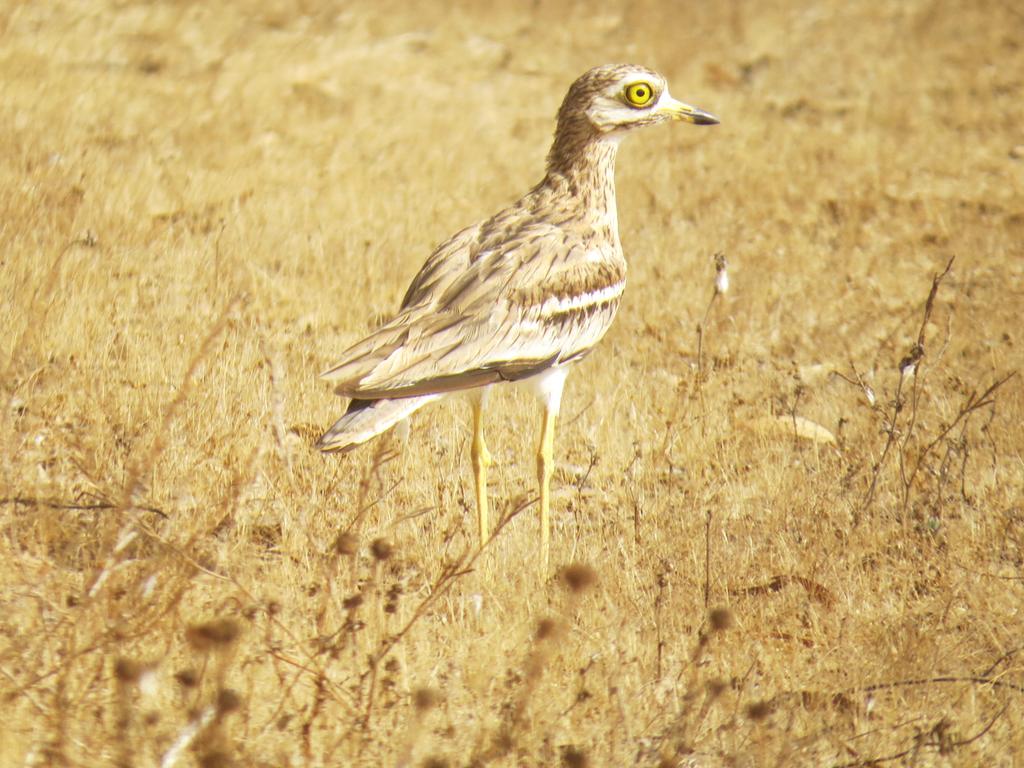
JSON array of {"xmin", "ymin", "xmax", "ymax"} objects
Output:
[
  {"xmin": 862, "ymin": 370, "xmax": 906, "ymax": 510},
  {"xmin": 695, "ymin": 253, "xmax": 728, "ymax": 434},
  {"xmin": 703, "ymin": 509, "xmax": 712, "ymax": 609},
  {"xmin": 0, "ymin": 495, "xmax": 166, "ymax": 518},
  {"xmin": 834, "ymin": 704, "xmax": 1008, "ymax": 768},
  {"xmin": 862, "ymin": 257, "xmax": 956, "ymax": 513},
  {"xmin": 853, "ymin": 675, "xmax": 1024, "ymax": 696},
  {"xmin": 901, "ymin": 372, "xmax": 1017, "ymax": 511}
]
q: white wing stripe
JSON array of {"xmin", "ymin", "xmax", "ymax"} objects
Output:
[{"xmin": 538, "ymin": 280, "xmax": 625, "ymax": 317}]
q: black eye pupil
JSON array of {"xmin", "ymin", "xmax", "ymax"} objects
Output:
[{"xmin": 627, "ymin": 84, "xmax": 651, "ymax": 105}]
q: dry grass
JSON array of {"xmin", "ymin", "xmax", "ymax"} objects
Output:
[{"xmin": 2, "ymin": 0, "xmax": 1023, "ymax": 765}]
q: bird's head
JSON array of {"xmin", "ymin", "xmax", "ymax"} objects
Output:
[{"xmin": 556, "ymin": 64, "xmax": 718, "ymax": 137}]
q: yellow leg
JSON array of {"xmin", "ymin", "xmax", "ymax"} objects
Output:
[
  {"xmin": 471, "ymin": 395, "xmax": 493, "ymax": 548},
  {"xmin": 537, "ymin": 405, "xmax": 557, "ymax": 569}
]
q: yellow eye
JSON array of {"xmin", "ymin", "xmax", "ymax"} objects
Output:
[{"xmin": 624, "ymin": 82, "xmax": 655, "ymax": 107}]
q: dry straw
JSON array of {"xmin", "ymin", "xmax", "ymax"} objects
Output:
[{"xmin": 2, "ymin": 1, "xmax": 1022, "ymax": 765}]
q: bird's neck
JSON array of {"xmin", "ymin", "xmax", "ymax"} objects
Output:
[{"xmin": 542, "ymin": 134, "xmax": 621, "ymax": 233}]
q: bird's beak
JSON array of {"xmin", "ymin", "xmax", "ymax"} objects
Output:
[{"xmin": 659, "ymin": 96, "xmax": 719, "ymax": 125}]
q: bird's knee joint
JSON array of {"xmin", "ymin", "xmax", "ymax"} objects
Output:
[
  {"xmin": 536, "ymin": 453, "xmax": 552, "ymax": 481},
  {"xmin": 473, "ymin": 453, "xmax": 490, "ymax": 473}
]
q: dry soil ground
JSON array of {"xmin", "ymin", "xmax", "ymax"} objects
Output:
[{"xmin": 1, "ymin": 0, "xmax": 1023, "ymax": 765}]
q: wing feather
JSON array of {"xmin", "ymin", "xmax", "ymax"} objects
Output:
[{"xmin": 323, "ymin": 220, "xmax": 626, "ymax": 399}]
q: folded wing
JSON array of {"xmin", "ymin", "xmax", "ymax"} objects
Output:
[{"xmin": 321, "ymin": 221, "xmax": 625, "ymax": 400}]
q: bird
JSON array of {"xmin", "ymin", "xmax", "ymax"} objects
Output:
[{"xmin": 317, "ymin": 63, "xmax": 717, "ymax": 566}]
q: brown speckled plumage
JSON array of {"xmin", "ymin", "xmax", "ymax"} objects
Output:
[{"xmin": 316, "ymin": 64, "xmax": 717, "ymax": 560}]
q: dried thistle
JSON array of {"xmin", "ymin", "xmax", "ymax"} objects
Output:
[
  {"xmin": 864, "ymin": 383, "xmax": 876, "ymax": 406},
  {"xmin": 114, "ymin": 658, "xmax": 145, "ymax": 684},
  {"xmin": 343, "ymin": 594, "xmax": 363, "ymax": 610},
  {"xmin": 413, "ymin": 687, "xmax": 441, "ymax": 712},
  {"xmin": 333, "ymin": 531, "xmax": 358, "ymax": 556},
  {"xmin": 899, "ymin": 343, "xmax": 924, "ymax": 378},
  {"xmin": 197, "ymin": 749, "xmax": 232, "ymax": 768},
  {"xmin": 713, "ymin": 252, "xmax": 729, "ymax": 295},
  {"xmin": 536, "ymin": 617, "xmax": 558, "ymax": 641},
  {"xmin": 560, "ymin": 563, "xmax": 597, "ymax": 593},
  {"xmin": 709, "ymin": 607, "xmax": 733, "ymax": 631},
  {"xmin": 745, "ymin": 699, "xmax": 774, "ymax": 721},
  {"xmin": 186, "ymin": 618, "xmax": 240, "ymax": 652},
  {"xmin": 215, "ymin": 689, "xmax": 242, "ymax": 715},
  {"xmin": 560, "ymin": 745, "xmax": 589, "ymax": 767},
  {"xmin": 370, "ymin": 537, "xmax": 394, "ymax": 561},
  {"xmin": 706, "ymin": 678, "xmax": 728, "ymax": 698},
  {"xmin": 175, "ymin": 669, "xmax": 199, "ymax": 689}
]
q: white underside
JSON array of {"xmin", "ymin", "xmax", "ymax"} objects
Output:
[
  {"xmin": 453, "ymin": 365, "xmax": 570, "ymax": 412},
  {"xmin": 518, "ymin": 365, "xmax": 570, "ymax": 415},
  {"xmin": 379, "ymin": 366, "xmax": 570, "ymax": 444}
]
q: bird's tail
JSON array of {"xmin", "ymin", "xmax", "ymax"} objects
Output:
[{"xmin": 316, "ymin": 394, "xmax": 441, "ymax": 453}]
